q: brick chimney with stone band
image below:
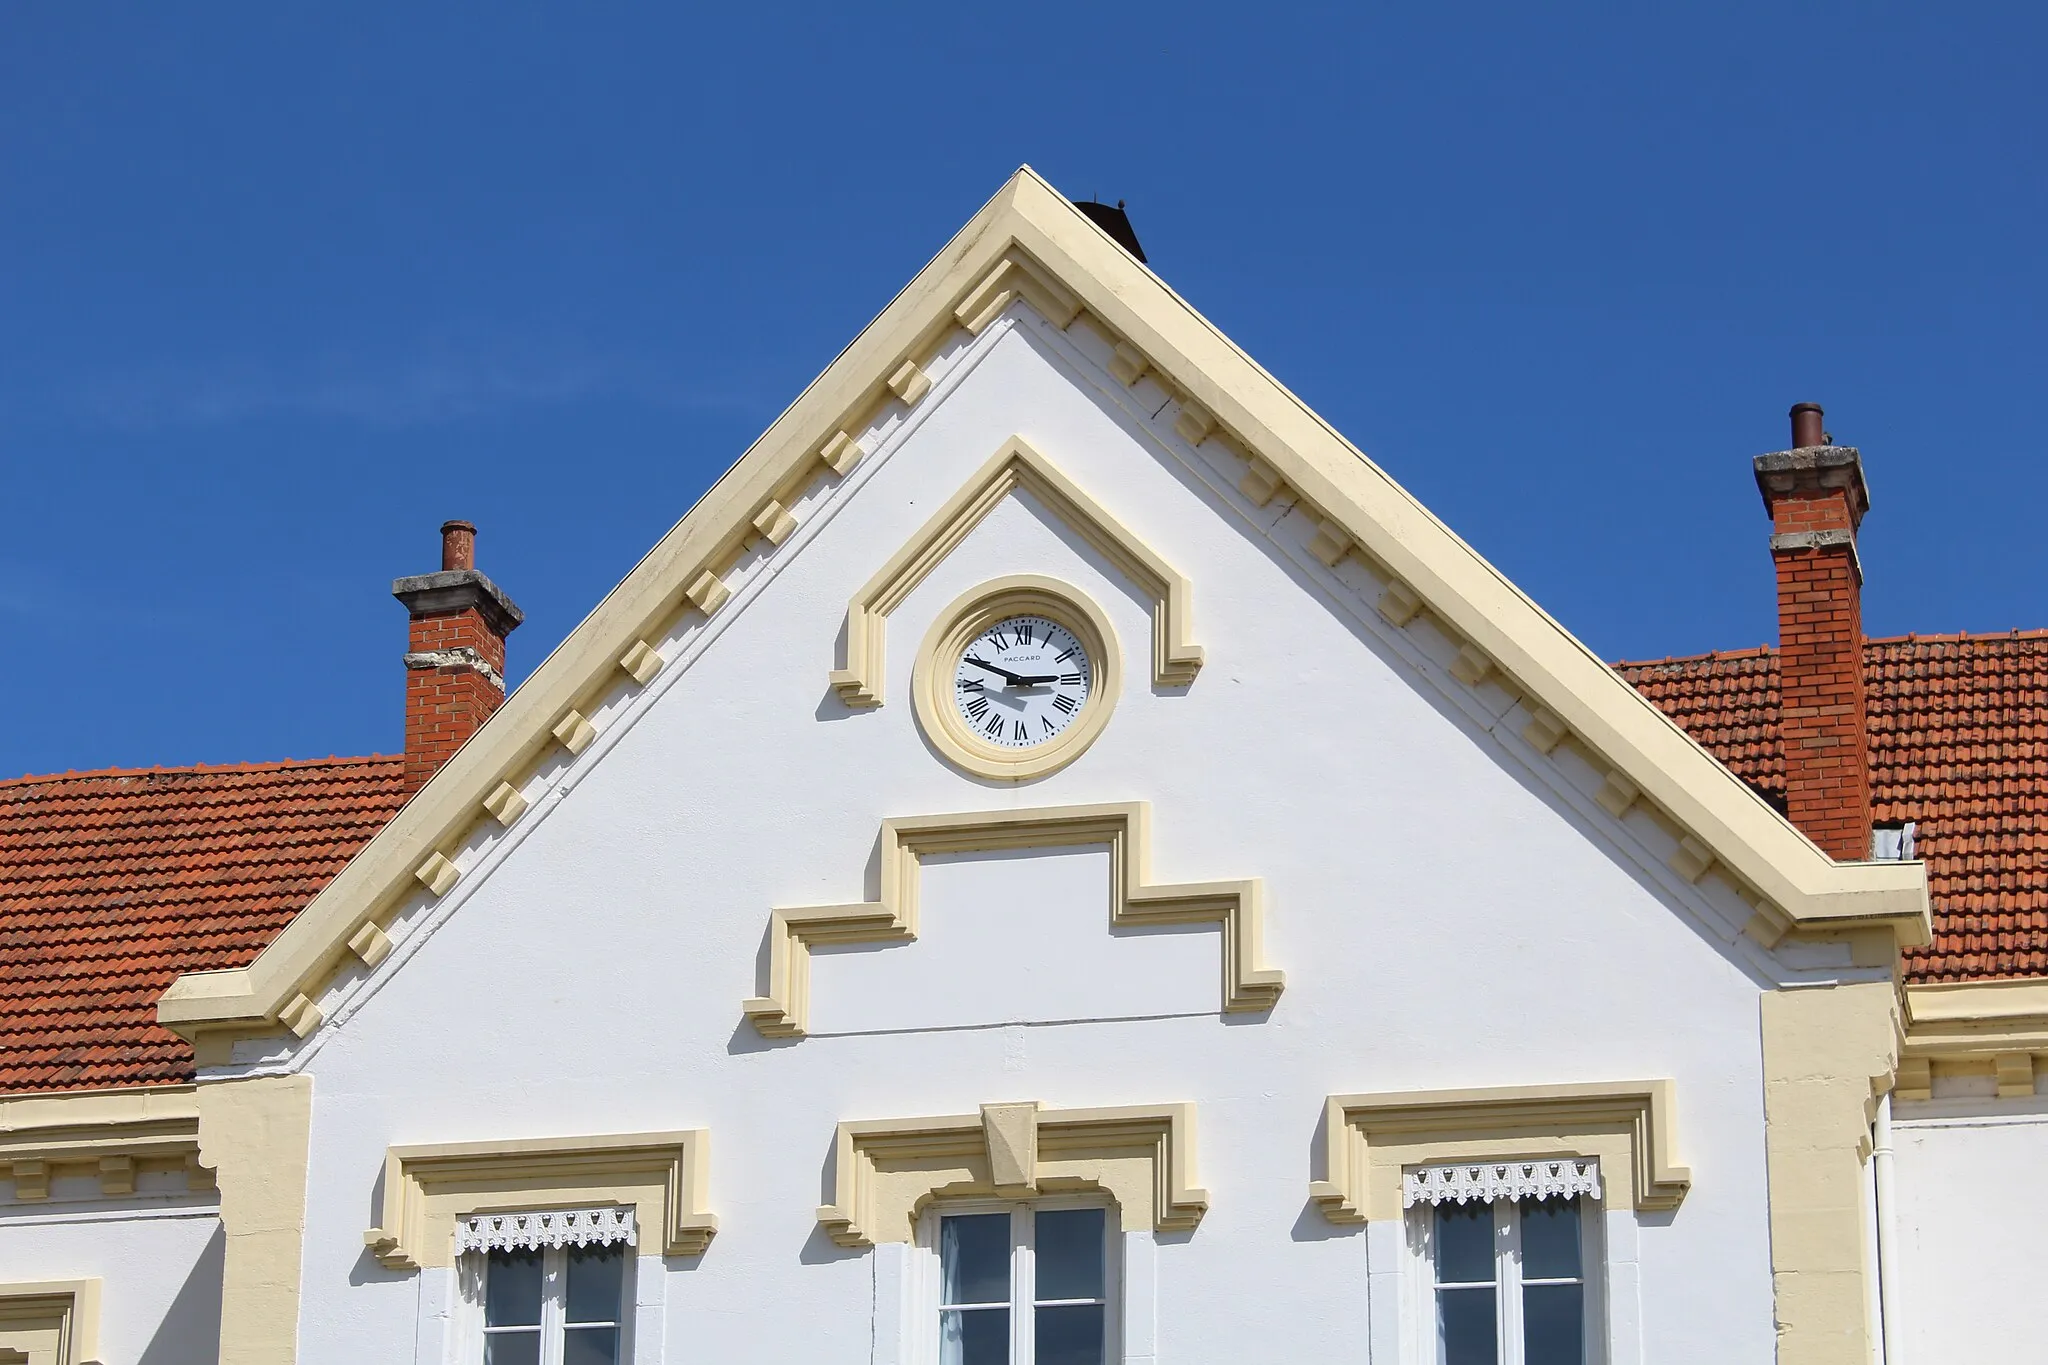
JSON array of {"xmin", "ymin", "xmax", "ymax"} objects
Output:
[
  {"xmin": 393, "ymin": 520, "xmax": 524, "ymax": 795},
  {"xmin": 1754, "ymin": 404, "xmax": 1872, "ymax": 861}
]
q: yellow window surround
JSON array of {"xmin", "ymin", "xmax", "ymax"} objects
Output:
[
  {"xmin": 817, "ymin": 1100, "xmax": 1206, "ymax": 1248},
  {"xmin": 363, "ymin": 1129, "xmax": 717, "ymax": 1270},
  {"xmin": 1310, "ymin": 1079, "xmax": 1691, "ymax": 1224},
  {"xmin": 0, "ymin": 1280, "xmax": 99, "ymax": 1365}
]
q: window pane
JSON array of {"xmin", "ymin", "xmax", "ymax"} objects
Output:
[
  {"xmin": 941, "ymin": 1213, "xmax": 1012, "ymax": 1306},
  {"xmin": 940, "ymin": 1306, "xmax": 1009, "ymax": 1365},
  {"xmin": 484, "ymin": 1248, "xmax": 544, "ymax": 1327},
  {"xmin": 1034, "ymin": 1208, "xmax": 1106, "ymax": 1302},
  {"xmin": 1523, "ymin": 1283, "xmax": 1585, "ymax": 1365},
  {"xmin": 563, "ymin": 1325, "xmax": 621, "ymax": 1365},
  {"xmin": 1035, "ymin": 1303, "xmax": 1105, "ymax": 1365},
  {"xmin": 483, "ymin": 1333, "xmax": 541, "ymax": 1365},
  {"xmin": 1433, "ymin": 1202, "xmax": 1495, "ymax": 1285},
  {"xmin": 1436, "ymin": 1286, "xmax": 1497, "ymax": 1365},
  {"xmin": 566, "ymin": 1242, "xmax": 626, "ymax": 1324},
  {"xmin": 1520, "ymin": 1198, "xmax": 1583, "ymax": 1281}
]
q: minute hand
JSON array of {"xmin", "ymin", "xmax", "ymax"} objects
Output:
[{"xmin": 965, "ymin": 657, "xmax": 1029, "ymax": 685}]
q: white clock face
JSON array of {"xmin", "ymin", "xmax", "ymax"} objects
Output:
[{"xmin": 952, "ymin": 615, "xmax": 1093, "ymax": 749}]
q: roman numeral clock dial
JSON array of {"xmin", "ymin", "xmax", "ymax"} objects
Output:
[{"xmin": 952, "ymin": 616, "xmax": 1093, "ymax": 748}]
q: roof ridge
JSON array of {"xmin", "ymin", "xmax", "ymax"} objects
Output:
[
  {"xmin": 1863, "ymin": 627, "xmax": 2048, "ymax": 646},
  {"xmin": 1, "ymin": 754, "xmax": 401, "ymax": 789},
  {"xmin": 1612, "ymin": 645, "xmax": 1777, "ymax": 669}
]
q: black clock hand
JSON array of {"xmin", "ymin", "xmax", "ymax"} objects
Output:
[
  {"xmin": 1009, "ymin": 673, "xmax": 1060, "ymax": 685},
  {"xmin": 965, "ymin": 657, "xmax": 1028, "ymax": 685}
]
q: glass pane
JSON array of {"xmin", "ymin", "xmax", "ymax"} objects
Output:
[
  {"xmin": 940, "ymin": 1306, "xmax": 1009, "ymax": 1365},
  {"xmin": 1520, "ymin": 1198, "xmax": 1583, "ymax": 1281},
  {"xmin": 1433, "ymin": 1202, "xmax": 1495, "ymax": 1285},
  {"xmin": 1436, "ymin": 1286, "xmax": 1497, "ymax": 1365},
  {"xmin": 941, "ymin": 1213, "xmax": 1012, "ymax": 1306},
  {"xmin": 1034, "ymin": 1208, "xmax": 1106, "ymax": 1301},
  {"xmin": 484, "ymin": 1248, "xmax": 544, "ymax": 1327},
  {"xmin": 563, "ymin": 1325, "xmax": 621, "ymax": 1365},
  {"xmin": 566, "ymin": 1242, "xmax": 626, "ymax": 1323},
  {"xmin": 483, "ymin": 1332, "xmax": 541, "ymax": 1365},
  {"xmin": 1035, "ymin": 1302, "xmax": 1105, "ymax": 1365},
  {"xmin": 1523, "ymin": 1283, "xmax": 1585, "ymax": 1365}
]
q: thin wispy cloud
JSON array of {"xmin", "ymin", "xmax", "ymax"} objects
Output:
[{"xmin": 61, "ymin": 337, "xmax": 763, "ymax": 431}]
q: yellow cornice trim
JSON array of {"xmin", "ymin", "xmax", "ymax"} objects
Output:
[
  {"xmin": 157, "ymin": 163, "xmax": 1926, "ymax": 1044},
  {"xmin": 828, "ymin": 435, "xmax": 1201, "ymax": 707},
  {"xmin": 0, "ymin": 1085, "xmax": 205, "ymax": 1202},
  {"xmin": 364, "ymin": 1129, "xmax": 717, "ymax": 1270},
  {"xmin": 817, "ymin": 1100, "xmax": 1206, "ymax": 1247},
  {"xmin": 1902, "ymin": 978, "xmax": 2048, "ymax": 1062},
  {"xmin": 1310, "ymin": 1079, "xmax": 1690, "ymax": 1223},
  {"xmin": 741, "ymin": 801, "xmax": 1282, "ymax": 1038}
]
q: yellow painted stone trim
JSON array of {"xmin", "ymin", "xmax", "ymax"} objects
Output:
[
  {"xmin": 364, "ymin": 1129, "xmax": 716, "ymax": 1269},
  {"xmin": 158, "ymin": 165, "xmax": 1925, "ymax": 1048},
  {"xmin": 0, "ymin": 1086, "xmax": 203, "ymax": 1204},
  {"xmin": 482, "ymin": 781, "xmax": 527, "ymax": 827},
  {"xmin": 0, "ymin": 1280, "xmax": 99, "ymax": 1365},
  {"xmin": 1902, "ymin": 977, "xmax": 2048, "ymax": 1076},
  {"xmin": 817, "ymin": 1100, "xmax": 1206, "ymax": 1247},
  {"xmin": 1760, "ymin": 983, "xmax": 1898, "ymax": 1365},
  {"xmin": 909, "ymin": 575, "xmax": 1121, "ymax": 782},
  {"xmin": 200, "ymin": 1074, "xmax": 313, "ymax": 1365},
  {"xmin": 828, "ymin": 435, "xmax": 1203, "ymax": 708},
  {"xmin": 1309, "ymin": 1080, "xmax": 1690, "ymax": 1224},
  {"xmin": 742, "ymin": 801, "xmax": 1282, "ymax": 1038},
  {"xmin": 618, "ymin": 640, "xmax": 664, "ymax": 685}
]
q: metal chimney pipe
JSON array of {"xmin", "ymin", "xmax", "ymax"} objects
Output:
[{"xmin": 1790, "ymin": 402, "xmax": 1826, "ymax": 449}]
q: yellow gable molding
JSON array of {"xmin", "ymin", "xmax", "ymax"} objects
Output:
[
  {"xmin": 157, "ymin": 165, "xmax": 1922, "ymax": 1049},
  {"xmin": 828, "ymin": 436, "xmax": 1203, "ymax": 707},
  {"xmin": 1310, "ymin": 1080, "xmax": 1690, "ymax": 1224},
  {"xmin": 0, "ymin": 1280, "xmax": 100, "ymax": 1365},
  {"xmin": 0, "ymin": 1086, "xmax": 204, "ymax": 1203},
  {"xmin": 817, "ymin": 1101, "xmax": 1206, "ymax": 1247},
  {"xmin": 954, "ymin": 252, "xmax": 1082, "ymax": 336},
  {"xmin": 742, "ymin": 801, "xmax": 1282, "ymax": 1038},
  {"xmin": 365, "ymin": 1129, "xmax": 717, "ymax": 1270}
]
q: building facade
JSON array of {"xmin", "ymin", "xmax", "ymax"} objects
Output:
[{"xmin": 1, "ymin": 168, "xmax": 2041, "ymax": 1364}]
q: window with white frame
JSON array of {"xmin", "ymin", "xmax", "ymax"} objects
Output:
[
  {"xmin": 461, "ymin": 1207, "xmax": 633, "ymax": 1365},
  {"xmin": 930, "ymin": 1201, "xmax": 1116, "ymax": 1365},
  {"xmin": 1409, "ymin": 1160, "xmax": 1604, "ymax": 1365}
]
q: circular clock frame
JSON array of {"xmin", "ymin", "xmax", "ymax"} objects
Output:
[{"xmin": 911, "ymin": 574, "xmax": 1121, "ymax": 782}]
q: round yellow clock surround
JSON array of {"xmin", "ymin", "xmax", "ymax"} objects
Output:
[{"xmin": 911, "ymin": 574, "xmax": 1121, "ymax": 781}]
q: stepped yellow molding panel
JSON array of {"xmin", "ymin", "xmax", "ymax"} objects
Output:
[
  {"xmin": 817, "ymin": 1100, "xmax": 1206, "ymax": 1247},
  {"xmin": 828, "ymin": 436, "xmax": 1203, "ymax": 707},
  {"xmin": 0, "ymin": 1279, "xmax": 99, "ymax": 1365},
  {"xmin": 1310, "ymin": 1079, "xmax": 1690, "ymax": 1223},
  {"xmin": 742, "ymin": 801, "xmax": 1282, "ymax": 1038},
  {"xmin": 0, "ymin": 1086, "xmax": 207, "ymax": 1202},
  {"xmin": 364, "ymin": 1129, "xmax": 716, "ymax": 1270},
  {"xmin": 159, "ymin": 165, "xmax": 1925, "ymax": 1060}
]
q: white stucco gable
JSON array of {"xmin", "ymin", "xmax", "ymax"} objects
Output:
[{"xmin": 156, "ymin": 167, "xmax": 1925, "ymax": 1059}]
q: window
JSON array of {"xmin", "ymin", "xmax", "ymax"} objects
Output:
[
  {"xmin": 933, "ymin": 1203, "xmax": 1115, "ymax": 1365},
  {"xmin": 1408, "ymin": 1160, "xmax": 1605, "ymax": 1365},
  {"xmin": 1871, "ymin": 821, "xmax": 1917, "ymax": 861},
  {"xmin": 480, "ymin": 1242, "xmax": 626, "ymax": 1365}
]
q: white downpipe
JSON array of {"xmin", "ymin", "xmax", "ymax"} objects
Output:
[{"xmin": 1872, "ymin": 1092, "xmax": 1902, "ymax": 1364}]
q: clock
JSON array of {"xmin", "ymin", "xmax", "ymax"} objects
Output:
[
  {"xmin": 912, "ymin": 576, "xmax": 1120, "ymax": 781},
  {"xmin": 951, "ymin": 615, "xmax": 1092, "ymax": 749}
]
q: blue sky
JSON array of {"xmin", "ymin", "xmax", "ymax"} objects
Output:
[{"xmin": 3, "ymin": 5, "xmax": 2043, "ymax": 776}]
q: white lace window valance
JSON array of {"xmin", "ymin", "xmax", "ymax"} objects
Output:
[
  {"xmin": 1403, "ymin": 1158, "xmax": 1601, "ymax": 1209},
  {"xmin": 455, "ymin": 1205, "xmax": 638, "ymax": 1255}
]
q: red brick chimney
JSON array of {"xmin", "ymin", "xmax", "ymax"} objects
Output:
[
  {"xmin": 392, "ymin": 520, "xmax": 524, "ymax": 795},
  {"xmin": 1754, "ymin": 404, "xmax": 1872, "ymax": 860}
]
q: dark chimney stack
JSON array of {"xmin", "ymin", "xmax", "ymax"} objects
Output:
[
  {"xmin": 393, "ymin": 521, "xmax": 524, "ymax": 795},
  {"xmin": 1753, "ymin": 404, "xmax": 1873, "ymax": 860}
]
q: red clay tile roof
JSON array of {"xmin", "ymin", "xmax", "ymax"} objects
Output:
[
  {"xmin": 1618, "ymin": 630, "xmax": 2048, "ymax": 984},
  {"xmin": 0, "ymin": 757, "xmax": 407, "ymax": 1094}
]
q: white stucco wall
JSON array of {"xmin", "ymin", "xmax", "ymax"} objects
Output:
[
  {"xmin": 1888, "ymin": 1100, "xmax": 2048, "ymax": 1364},
  {"xmin": 276, "ymin": 307, "xmax": 1782, "ymax": 1362},
  {"xmin": 0, "ymin": 1201, "xmax": 221, "ymax": 1364}
]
